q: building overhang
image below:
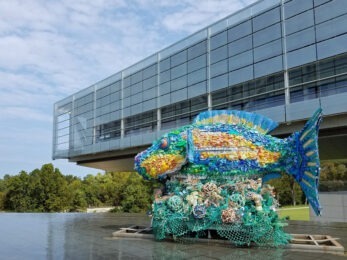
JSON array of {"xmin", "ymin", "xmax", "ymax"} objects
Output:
[{"xmin": 70, "ymin": 113, "xmax": 347, "ymax": 172}]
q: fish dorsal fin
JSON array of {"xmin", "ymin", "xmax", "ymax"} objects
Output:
[{"xmin": 193, "ymin": 110, "xmax": 278, "ymax": 134}]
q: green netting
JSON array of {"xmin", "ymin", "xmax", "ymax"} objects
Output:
[{"xmin": 151, "ymin": 176, "xmax": 291, "ymax": 246}]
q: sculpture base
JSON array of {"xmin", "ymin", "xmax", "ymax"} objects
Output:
[{"xmin": 112, "ymin": 226, "xmax": 345, "ymax": 255}]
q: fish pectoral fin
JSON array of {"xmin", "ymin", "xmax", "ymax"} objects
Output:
[{"xmin": 262, "ymin": 173, "xmax": 282, "ymax": 183}]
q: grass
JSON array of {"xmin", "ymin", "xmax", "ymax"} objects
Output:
[{"xmin": 278, "ymin": 205, "xmax": 310, "ymax": 221}]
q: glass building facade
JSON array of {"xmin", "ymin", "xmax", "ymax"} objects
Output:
[{"xmin": 53, "ymin": 0, "xmax": 347, "ymax": 162}]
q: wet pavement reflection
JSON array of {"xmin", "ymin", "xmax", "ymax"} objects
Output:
[{"xmin": 0, "ymin": 213, "xmax": 345, "ymax": 259}]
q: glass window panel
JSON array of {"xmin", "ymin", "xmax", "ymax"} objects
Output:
[
  {"xmin": 175, "ymin": 100, "xmax": 189, "ymax": 115},
  {"xmin": 171, "ymin": 62, "xmax": 187, "ymax": 79},
  {"xmin": 123, "ymin": 96, "xmax": 131, "ymax": 108},
  {"xmin": 188, "ymin": 40, "xmax": 207, "ymax": 60},
  {"xmin": 142, "ymin": 98, "xmax": 157, "ymax": 111},
  {"xmin": 110, "ymin": 91, "xmax": 121, "ymax": 102},
  {"xmin": 319, "ymin": 77, "xmax": 337, "ymax": 97},
  {"xmin": 161, "ymin": 103, "xmax": 175, "ymax": 118},
  {"xmin": 143, "ymin": 64, "xmax": 157, "ymax": 79},
  {"xmin": 171, "ymin": 50, "xmax": 187, "ymax": 67},
  {"xmin": 188, "ymin": 54, "xmax": 206, "ymax": 73},
  {"xmin": 288, "ymin": 67, "xmax": 303, "ymax": 85},
  {"xmin": 210, "ymin": 73, "xmax": 229, "ymax": 92},
  {"xmin": 315, "ymin": 0, "xmax": 347, "ymax": 24},
  {"xmin": 95, "ymin": 108, "xmax": 102, "ymax": 117},
  {"xmin": 229, "ymin": 65, "xmax": 254, "ymax": 86},
  {"xmin": 131, "ymin": 103, "xmax": 142, "ymax": 115},
  {"xmin": 290, "ymin": 82, "xmax": 318, "ymax": 103},
  {"xmin": 160, "ymin": 58, "xmax": 170, "ymax": 72},
  {"xmin": 123, "ymin": 107, "xmax": 131, "ymax": 117},
  {"xmin": 247, "ymin": 91, "xmax": 285, "ymax": 111},
  {"xmin": 287, "ymin": 45, "xmax": 316, "ymax": 69},
  {"xmin": 253, "ymin": 7, "xmax": 281, "ymax": 32},
  {"xmin": 110, "ymin": 110, "xmax": 121, "ymax": 120},
  {"xmin": 253, "ymin": 23, "xmax": 281, "ymax": 47},
  {"xmin": 161, "ymin": 118, "xmax": 177, "ymax": 130},
  {"xmin": 143, "ymin": 75, "xmax": 157, "ymax": 90},
  {"xmin": 316, "ymin": 14, "xmax": 347, "ymax": 42},
  {"xmin": 131, "ymin": 92, "xmax": 143, "ymax": 104},
  {"xmin": 255, "ymin": 77, "xmax": 268, "ymax": 95},
  {"xmin": 228, "ymin": 20, "xmax": 252, "ymax": 42},
  {"xmin": 188, "ymin": 68, "xmax": 206, "ymax": 86},
  {"xmin": 242, "ymin": 81, "xmax": 256, "ymax": 98},
  {"xmin": 131, "ymin": 82, "xmax": 142, "ymax": 95},
  {"xmin": 314, "ymin": 0, "xmax": 331, "ymax": 7},
  {"xmin": 110, "ymin": 101, "xmax": 121, "ymax": 111},
  {"xmin": 171, "ymin": 88, "xmax": 188, "ymax": 103},
  {"xmin": 124, "ymin": 76, "xmax": 131, "ymax": 88},
  {"xmin": 57, "ymin": 120, "xmax": 70, "ymax": 131},
  {"xmin": 96, "ymin": 86, "xmax": 110, "ymax": 99},
  {"xmin": 123, "ymin": 86, "xmax": 131, "ymax": 98},
  {"xmin": 57, "ymin": 133, "xmax": 69, "ymax": 144},
  {"xmin": 286, "ymin": 27, "xmax": 315, "ymax": 52},
  {"xmin": 212, "ymin": 89, "xmax": 229, "ymax": 106},
  {"xmin": 285, "ymin": 10, "xmax": 314, "ymax": 35},
  {"xmin": 254, "ymin": 55, "xmax": 283, "ymax": 78},
  {"xmin": 143, "ymin": 87, "xmax": 157, "ymax": 101},
  {"xmin": 289, "ymin": 63, "xmax": 316, "ymax": 86},
  {"xmin": 160, "ymin": 70, "xmax": 171, "ymax": 83},
  {"xmin": 131, "ymin": 71, "xmax": 142, "ymax": 84},
  {"xmin": 335, "ymin": 54, "xmax": 347, "ymax": 74},
  {"xmin": 318, "ymin": 58, "xmax": 335, "ymax": 78},
  {"xmin": 160, "ymin": 93, "xmax": 171, "ymax": 107},
  {"xmin": 317, "ymin": 33, "xmax": 347, "ymax": 60},
  {"xmin": 210, "ymin": 30, "xmax": 227, "ymax": 50},
  {"xmin": 171, "ymin": 75, "xmax": 187, "ymax": 91},
  {"xmin": 160, "ymin": 81, "xmax": 171, "ymax": 95},
  {"xmin": 228, "ymin": 50, "xmax": 253, "ymax": 71},
  {"xmin": 96, "ymin": 120, "xmax": 121, "ymax": 142},
  {"xmin": 188, "ymin": 81, "xmax": 207, "ymax": 98},
  {"xmin": 99, "ymin": 95, "xmax": 110, "ymax": 107},
  {"xmin": 57, "ymin": 103, "xmax": 72, "ymax": 115},
  {"xmin": 210, "ymin": 45, "xmax": 228, "ymax": 64},
  {"xmin": 211, "ymin": 59, "xmax": 228, "ymax": 77},
  {"xmin": 110, "ymin": 81, "xmax": 121, "ymax": 93},
  {"xmin": 266, "ymin": 73, "xmax": 285, "ymax": 91},
  {"xmin": 284, "ymin": 0, "xmax": 313, "ymax": 19},
  {"xmin": 230, "ymin": 85, "xmax": 243, "ymax": 100},
  {"xmin": 190, "ymin": 95, "xmax": 208, "ymax": 111},
  {"xmin": 228, "ymin": 35, "xmax": 252, "ymax": 57},
  {"xmin": 253, "ymin": 39, "xmax": 282, "ymax": 63},
  {"xmin": 335, "ymin": 74, "xmax": 347, "ymax": 94},
  {"xmin": 75, "ymin": 94, "xmax": 93, "ymax": 107}
]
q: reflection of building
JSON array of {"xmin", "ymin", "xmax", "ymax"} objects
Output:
[{"xmin": 53, "ymin": 0, "xmax": 347, "ymax": 173}]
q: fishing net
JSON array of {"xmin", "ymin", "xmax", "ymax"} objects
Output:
[{"xmin": 151, "ymin": 176, "xmax": 291, "ymax": 246}]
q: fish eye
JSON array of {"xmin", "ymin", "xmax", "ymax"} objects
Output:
[{"xmin": 160, "ymin": 138, "xmax": 169, "ymax": 149}]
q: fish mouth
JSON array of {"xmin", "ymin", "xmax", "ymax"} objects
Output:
[{"xmin": 139, "ymin": 153, "xmax": 186, "ymax": 179}]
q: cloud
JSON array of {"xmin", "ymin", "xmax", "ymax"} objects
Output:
[
  {"xmin": 0, "ymin": 0, "xmax": 258, "ymax": 177},
  {"xmin": 0, "ymin": 106, "xmax": 52, "ymax": 123},
  {"xmin": 161, "ymin": 0, "xmax": 257, "ymax": 33}
]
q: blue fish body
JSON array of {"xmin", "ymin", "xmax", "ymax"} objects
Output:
[{"xmin": 135, "ymin": 109, "xmax": 323, "ymax": 215}]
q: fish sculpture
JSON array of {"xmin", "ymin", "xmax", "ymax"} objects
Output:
[{"xmin": 135, "ymin": 109, "xmax": 322, "ymax": 216}]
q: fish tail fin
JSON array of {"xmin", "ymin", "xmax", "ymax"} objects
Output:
[{"xmin": 287, "ymin": 108, "xmax": 323, "ymax": 216}]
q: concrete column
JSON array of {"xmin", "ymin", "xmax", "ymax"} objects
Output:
[{"xmin": 207, "ymin": 28, "xmax": 212, "ymax": 110}]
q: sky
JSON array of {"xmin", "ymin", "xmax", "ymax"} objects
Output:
[{"xmin": 0, "ymin": 0, "xmax": 257, "ymax": 178}]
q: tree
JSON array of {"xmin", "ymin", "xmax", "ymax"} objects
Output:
[
  {"xmin": 0, "ymin": 164, "xmax": 155, "ymax": 213},
  {"xmin": 66, "ymin": 178, "xmax": 87, "ymax": 212},
  {"xmin": 4, "ymin": 171, "xmax": 34, "ymax": 212},
  {"xmin": 120, "ymin": 172, "xmax": 152, "ymax": 213},
  {"xmin": 269, "ymin": 174, "xmax": 303, "ymax": 206},
  {"xmin": 38, "ymin": 164, "xmax": 70, "ymax": 212}
]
